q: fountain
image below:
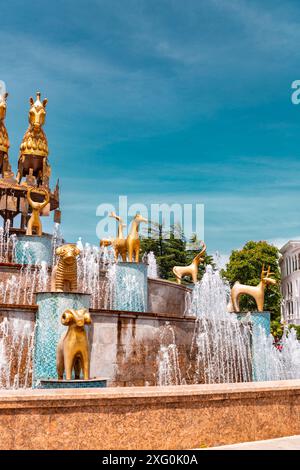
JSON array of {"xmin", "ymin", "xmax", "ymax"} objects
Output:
[{"xmin": 0, "ymin": 87, "xmax": 300, "ymax": 449}]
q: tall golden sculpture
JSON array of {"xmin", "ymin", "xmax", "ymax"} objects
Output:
[
  {"xmin": 0, "ymin": 91, "xmax": 14, "ymax": 180},
  {"xmin": 26, "ymin": 187, "xmax": 49, "ymax": 236},
  {"xmin": 17, "ymin": 92, "xmax": 51, "ymax": 187},
  {"xmin": 173, "ymin": 242, "xmax": 206, "ymax": 284},
  {"xmin": 228, "ymin": 265, "xmax": 276, "ymax": 313},
  {"xmin": 51, "ymin": 244, "xmax": 81, "ymax": 292},
  {"xmin": 56, "ymin": 308, "xmax": 91, "ymax": 380},
  {"xmin": 100, "ymin": 212, "xmax": 147, "ymax": 262}
]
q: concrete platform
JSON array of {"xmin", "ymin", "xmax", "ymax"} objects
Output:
[
  {"xmin": 206, "ymin": 435, "xmax": 300, "ymax": 450},
  {"xmin": 0, "ymin": 380, "xmax": 300, "ymax": 449}
]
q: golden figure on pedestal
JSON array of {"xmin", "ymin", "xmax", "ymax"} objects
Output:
[
  {"xmin": 173, "ymin": 242, "xmax": 206, "ymax": 284},
  {"xmin": 17, "ymin": 92, "xmax": 51, "ymax": 187},
  {"xmin": 51, "ymin": 244, "xmax": 81, "ymax": 292},
  {"xmin": 0, "ymin": 91, "xmax": 14, "ymax": 180},
  {"xmin": 228, "ymin": 265, "xmax": 276, "ymax": 313},
  {"xmin": 101, "ymin": 212, "xmax": 147, "ymax": 262},
  {"xmin": 57, "ymin": 308, "xmax": 91, "ymax": 380},
  {"xmin": 26, "ymin": 187, "xmax": 49, "ymax": 236}
]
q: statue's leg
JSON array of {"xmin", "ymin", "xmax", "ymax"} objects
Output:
[
  {"xmin": 232, "ymin": 291, "xmax": 240, "ymax": 312},
  {"xmin": 192, "ymin": 269, "xmax": 198, "ymax": 284},
  {"xmin": 128, "ymin": 242, "xmax": 133, "ymax": 262},
  {"xmin": 81, "ymin": 349, "xmax": 90, "ymax": 380},
  {"xmin": 56, "ymin": 341, "xmax": 64, "ymax": 380},
  {"xmin": 26, "ymin": 217, "xmax": 33, "ymax": 236},
  {"xmin": 256, "ymin": 297, "xmax": 263, "ymax": 312},
  {"xmin": 74, "ymin": 356, "xmax": 81, "ymax": 379},
  {"xmin": 64, "ymin": 354, "xmax": 73, "ymax": 380}
]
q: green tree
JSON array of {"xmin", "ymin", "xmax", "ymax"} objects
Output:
[
  {"xmin": 140, "ymin": 226, "xmax": 213, "ymax": 283},
  {"xmin": 222, "ymin": 241, "xmax": 281, "ymax": 321}
]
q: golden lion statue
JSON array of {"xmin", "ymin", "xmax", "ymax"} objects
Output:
[
  {"xmin": 56, "ymin": 308, "xmax": 91, "ymax": 380},
  {"xmin": 51, "ymin": 244, "xmax": 81, "ymax": 292}
]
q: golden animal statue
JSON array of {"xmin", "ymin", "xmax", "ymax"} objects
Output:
[
  {"xmin": 57, "ymin": 308, "xmax": 91, "ymax": 380},
  {"xmin": 101, "ymin": 212, "xmax": 147, "ymax": 262},
  {"xmin": 100, "ymin": 211, "xmax": 126, "ymax": 257},
  {"xmin": 173, "ymin": 242, "xmax": 206, "ymax": 284},
  {"xmin": 17, "ymin": 92, "xmax": 51, "ymax": 187},
  {"xmin": 26, "ymin": 187, "xmax": 50, "ymax": 236},
  {"xmin": 228, "ymin": 265, "xmax": 276, "ymax": 313},
  {"xmin": 51, "ymin": 244, "xmax": 81, "ymax": 292},
  {"xmin": 0, "ymin": 91, "xmax": 14, "ymax": 180}
]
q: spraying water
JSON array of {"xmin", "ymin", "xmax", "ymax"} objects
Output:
[{"xmin": 147, "ymin": 252, "xmax": 159, "ymax": 279}]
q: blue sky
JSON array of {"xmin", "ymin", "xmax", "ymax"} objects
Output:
[{"xmin": 2, "ymin": 0, "xmax": 300, "ymax": 259}]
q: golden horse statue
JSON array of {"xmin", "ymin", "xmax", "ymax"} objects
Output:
[
  {"xmin": 101, "ymin": 213, "xmax": 147, "ymax": 262},
  {"xmin": 173, "ymin": 242, "xmax": 206, "ymax": 284},
  {"xmin": 57, "ymin": 308, "xmax": 91, "ymax": 380},
  {"xmin": 26, "ymin": 187, "xmax": 49, "ymax": 236},
  {"xmin": 17, "ymin": 92, "xmax": 51, "ymax": 187},
  {"xmin": 228, "ymin": 265, "xmax": 276, "ymax": 313}
]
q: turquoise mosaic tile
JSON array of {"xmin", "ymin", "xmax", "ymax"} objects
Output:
[{"xmin": 38, "ymin": 378, "xmax": 107, "ymax": 389}]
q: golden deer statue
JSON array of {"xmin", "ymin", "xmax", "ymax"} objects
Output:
[
  {"xmin": 0, "ymin": 91, "xmax": 14, "ymax": 180},
  {"xmin": 228, "ymin": 265, "xmax": 276, "ymax": 313},
  {"xmin": 17, "ymin": 92, "xmax": 51, "ymax": 187},
  {"xmin": 101, "ymin": 213, "xmax": 147, "ymax": 262},
  {"xmin": 100, "ymin": 211, "xmax": 126, "ymax": 257},
  {"xmin": 173, "ymin": 242, "xmax": 206, "ymax": 284},
  {"xmin": 26, "ymin": 187, "xmax": 49, "ymax": 236},
  {"xmin": 56, "ymin": 308, "xmax": 91, "ymax": 380}
]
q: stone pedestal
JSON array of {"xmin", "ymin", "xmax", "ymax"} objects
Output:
[
  {"xmin": 115, "ymin": 262, "xmax": 148, "ymax": 312},
  {"xmin": 33, "ymin": 292, "xmax": 90, "ymax": 386},
  {"xmin": 14, "ymin": 234, "xmax": 53, "ymax": 265},
  {"xmin": 237, "ymin": 311, "xmax": 271, "ymax": 381}
]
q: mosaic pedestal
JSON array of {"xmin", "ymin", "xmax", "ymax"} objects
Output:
[
  {"xmin": 33, "ymin": 292, "xmax": 90, "ymax": 387},
  {"xmin": 237, "ymin": 311, "xmax": 270, "ymax": 381},
  {"xmin": 115, "ymin": 262, "xmax": 147, "ymax": 312},
  {"xmin": 14, "ymin": 234, "xmax": 53, "ymax": 265},
  {"xmin": 38, "ymin": 378, "xmax": 107, "ymax": 389}
]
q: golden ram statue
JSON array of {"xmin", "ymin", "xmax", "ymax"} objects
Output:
[
  {"xmin": 51, "ymin": 244, "xmax": 81, "ymax": 292},
  {"xmin": 57, "ymin": 308, "xmax": 91, "ymax": 380},
  {"xmin": 228, "ymin": 265, "xmax": 276, "ymax": 313},
  {"xmin": 173, "ymin": 242, "xmax": 206, "ymax": 284}
]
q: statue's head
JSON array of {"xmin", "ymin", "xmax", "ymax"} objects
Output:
[
  {"xmin": 28, "ymin": 92, "xmax": 48, "ymax": 131},
  {"xmin": 261, "ymin": 264, "xmax": 277, "ymax": 286},
  {"xmin": 134, "ymin": 213, "xmax": 148, "ymax": 224},
  {"xmin": 56, "ymin": 244, "xmax": 81, "ymax": 265},
  {"xmin": 61, "ymin": 308, "xmax": 91, "ymax": 329},
  {"xmin": 0, "ymin": 92, "xmax": 8, "ymax": 122}
]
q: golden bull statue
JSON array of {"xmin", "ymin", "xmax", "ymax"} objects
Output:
[
  {"xmin": 57, "ymin": 308, "xmax": 91, "ymax": 380},
  {"xmin": 228, "ymin": 265, "xmax": 276, "ymax": 313},
  {"xmin": 173, "ymin": 242, "xmax": 206, "ymax": 284}
]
